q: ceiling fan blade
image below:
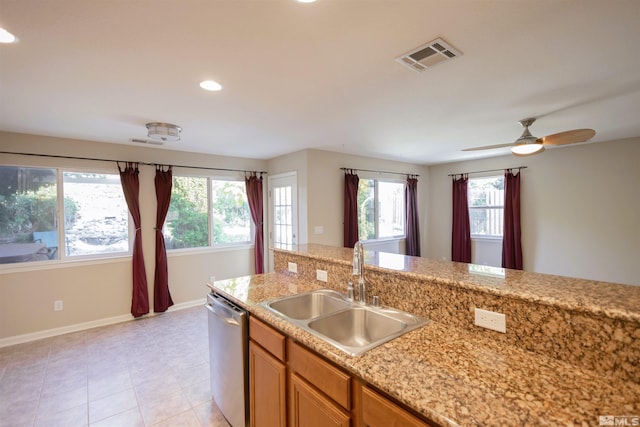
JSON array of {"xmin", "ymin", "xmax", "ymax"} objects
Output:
[
  {"xmin": 539, "ymin": 129, "xmax": 596, "ymax": 146},
  {"xmin": 462, "ymin": 142, "xmax": 514, "ymax": 151}
]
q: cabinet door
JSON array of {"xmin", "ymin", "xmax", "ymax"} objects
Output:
[
  {"xmin": 360, "ymin": 385, "xmax": 430, "ymax": 427},
  {"xmin": 250, "ymin": 341, "xmax": 287, "ymax": 427},
  {"xmin": 290, "ymin": 373, "xmax": 350, "ymax": 427}
]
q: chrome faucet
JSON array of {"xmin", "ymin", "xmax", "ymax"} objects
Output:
[{"xmin": 352, "ymin": 241, "xmax": 367, "ymax": 304}]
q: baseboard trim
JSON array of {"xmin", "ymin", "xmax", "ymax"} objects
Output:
[{"xmin": 0, "ymin": 298, "xmax": 206, "ymax": 349}]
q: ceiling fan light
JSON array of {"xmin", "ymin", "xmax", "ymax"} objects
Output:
[
  {"xmin": 146, "ymin": 122, "xmax": 182, "ymax": 142},
  {"xmin": 511, "ymin": 143, "xmax": 544, "ymax": 157}
]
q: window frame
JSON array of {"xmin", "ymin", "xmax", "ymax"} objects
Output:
[
  {"xmin": 468, "ymin": 175, "xmax": 505, "ymax": 239},
  {"xmin": 209, "ymin": 175, "xmax": 254, "ymax": 248},
  {"xmin": 357, "ymin": 176, "xmax": 406, "ymax": 242},
  {"xmin": 0, "ymin": 163, "xmax": 134, "ymax": 269},
  {"xmin": 165, "ymin": 173, "xmax": 254, "ymax": 253},
  {"xmin": 60, "ymin": 168, "xmax": 134, "ymax": 261}
]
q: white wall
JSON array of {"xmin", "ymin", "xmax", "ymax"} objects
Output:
[
  {"xmin": 427, "ymin": 138, "xmax": 640, "ymax": 285},
  {"xmin": 0, "ymin": 132, "xmax": 266, "ymax": 341}
]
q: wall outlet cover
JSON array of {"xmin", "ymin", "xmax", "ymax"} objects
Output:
[
  {"xmin": 316, "ymin": 269, "xmax": 328, "ymax": 282},
  {"xmin": 288, "ymin": 262, "xmax": 298, "ymax": 273},
  {"xmin": 474, "ymin": 308, "xmax": 506, "ymax": 333}
]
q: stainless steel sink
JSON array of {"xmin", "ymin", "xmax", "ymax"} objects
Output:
[
  {"xmin": 260, "ymin": 289, "xmax": 429, "ymax": 356},
  {"xmin": 265, "ymin": 289, "xmax": 350, "ymax": 320}
]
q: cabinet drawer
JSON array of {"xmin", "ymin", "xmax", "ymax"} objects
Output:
[
  {"xmin": 288, "ymin": 340, "xmax": 351, "ymax": 410},
  {"xmin": 250, "ymin": 316, "xmax": 286, "ymax": 362}
]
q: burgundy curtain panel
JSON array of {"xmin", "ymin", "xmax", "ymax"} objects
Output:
[
  {"xmin": 118, "ymin": 162, "xmax": 149, "ymax": 318},
  {"xmin": 451, "ymin": 174, "xmax": 472, "ymax": 263},
  {"xmin": 405, "ymin": 176, "xmax": 421, "ymax": 257},
  {"xmin": 153, "ymin": 166, "xmax": 174, "ymax": 312},
  {"xmin": 343, "ymin": 170, "xmax": 359, "ymax": 248},
  {"xmin": 502, "ymin": 170, "xmax": 523, "ymax": 270},
  {"xmin": 245, "ymin": 172, "xmax": 264, "ymax": 274}
]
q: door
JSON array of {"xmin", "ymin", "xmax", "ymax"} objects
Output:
[
  {"xmin": 268, "ymin": 172, "xmax": 298, "ymax": 272},
  {"xmin": 249, "ymin": 342, "xmax": 286, "ymax": 427}
]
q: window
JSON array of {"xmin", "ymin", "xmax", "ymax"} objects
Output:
[
  {"xmin": 0, "ymin": 166, "xmax": 131, "ymax": 265},
  {"xmin": 211, "ymin": 179, "xmax": 251, "ymax": 245},
  {"xmin": 62, "ymin": 172, "xmax": 130, "ymax": 257},
  {"xmin": 357, "ymin": 179, "xmax": 405, "ymax": 241},
  {"xmin": 273, "ymin": 185, "xmax": 294, "ymax": 250},
  {"xmin": 164, "ymin": 176, "xmax": 209, "ymax": 249},
  {"xmin": 468, "ymin": 176, "xmax": 504, "ymax": 237},
  {"xmin": 164, "ymin": 176, "xmax": 252, "ymax": 250},
  {"xmin": 0, "ymin": 166, "xmax": 58, "ymax": 264}
]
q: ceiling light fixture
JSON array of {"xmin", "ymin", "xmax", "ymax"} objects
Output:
[
  {"xmin": 510, "ymin": 118, "xmax": 544, "ymax": 156},
  {"xmin": 146, "ymin": 122, "xmax": 182, "ymax": 142},
  {"xmin": 296, "ymin": 0, "xmax": 317, "ymax": 3},
  {"xmin": 511, "ymin": 142, "xmax": 545, "ymax": 156},
  {"xmin": 0, "ymin": 27, "xmax": 16, "ymax": 43},
  {"xmin": 200, "ymin": 80, "xmax": 222, "ymax": 91}
]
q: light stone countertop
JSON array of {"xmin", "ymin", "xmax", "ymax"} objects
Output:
[
  {"xmin": 282, "ymin": 244, "xmax": 640, "ymax": 322},
  {"xmin": 211, "ymin": 272, "xmax": 640, "ymax": 427}
]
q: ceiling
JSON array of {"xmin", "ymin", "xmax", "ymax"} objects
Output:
[{"xmin": 1, "ymin": 0, "xmax": 639, "ymax": 165}]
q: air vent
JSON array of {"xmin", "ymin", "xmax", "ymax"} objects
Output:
[
  {"xmin": 395, "ymin": 37, "xmax": 462, "ymax": 72},
  {"xmin": 130, "ymin": 138, "xmax": 164, "ymax": 146}
]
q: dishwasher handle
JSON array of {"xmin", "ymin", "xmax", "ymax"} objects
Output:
[{"xmin": 206, "ymin": 295, "xmax": 242, "ymax": 326}]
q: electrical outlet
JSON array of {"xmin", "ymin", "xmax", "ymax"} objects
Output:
[
  {"xmin": 474, "ymin": 308, "xmax": 506, "ymax": 333},
  {"xmin": 209, "ymin": 275, "xmax": 216, "ymax": 284},
  {"xmin": 316, "ymin": 269, "xmax": 328, "ymax": 282},
  {"xmin": 54, "ymin": 300, "xmax": 63, "ymax": 311},
  {"xmin": 288, "ymin": 262, "xmax": 298, "ymax": 273}
]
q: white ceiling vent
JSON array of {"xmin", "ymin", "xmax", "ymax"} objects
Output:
[
  {"xmin": 395, "ymin": 38, "xmax": 462, "ymax": 72},
  {"xmin": 130, "ymin": 138, "xmax": 164, "ymax": 146}
]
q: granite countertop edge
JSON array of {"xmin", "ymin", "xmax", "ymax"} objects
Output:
[{"xmin": 211, "ymin": 274, "xmax": 640, "ymax": 427}]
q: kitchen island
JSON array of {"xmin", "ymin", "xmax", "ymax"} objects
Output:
[{"xmin": 210, "ymin": 244, "xmax": 640, "ymax": 426}]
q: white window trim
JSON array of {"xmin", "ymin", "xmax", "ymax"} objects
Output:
[
  {"xmin": 358, "ymin": 175, "xmax": 407, "ymax": 242},
  {"xmin": 61, "ymin": 168, "xmax": 133, "ymax": 259},
  {"xmin": 165, "ymin": 174, "xmax": 254, "ymax": 252}
]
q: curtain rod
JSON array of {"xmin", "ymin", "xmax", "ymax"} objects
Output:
[
  {"xmin": 0, "ymin": 151, "xmax": 267, "ymax": 174},
  {"xmin": 448, "ymin": 166, "xmax": 527, "ymax": 177},
  {"xmin": 340, "ymin": 167, "xmax": 419, "ymax": 177}
]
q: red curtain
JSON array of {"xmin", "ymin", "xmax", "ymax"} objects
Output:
[
  {"xmin": 502, "ymin": 169, "xmax": 523, "ymax": 270},
  {"xmin": 245, "ymin": 172, "xmax": 264, "ymax": 274},
  {"xmin": 154, "ymin": 166, "xmax": 174, "ymax": 312},
  {"xmin": 452, "ymin": 174, "xmax": 471, "ymax": 263},
  {"xmin": 405, "ymin": 175, "xmax": 421, "ymax": 257},
  {"xmin": 343, "ymin": 170, "xmax": 359, "ymax": 248},
  {"xmin": 118, "ymin": 163, "xmax": 149, "ymax": 318}
]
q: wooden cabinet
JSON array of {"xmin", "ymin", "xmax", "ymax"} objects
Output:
[
  {"xmin": 250, "ymin": 316, "xmax": 432, "ymax": 427},
  {"xmin": 288, "ymin": 340, "xmax": 351, "ymax": 427},
  {"xmin": 289, "ymin": 373, "xmax": 350, "ymax": 427},
  {"xmin": 356, "ymin": 381, "xmax": 431, "ymax": 427},
  {"xmin": 249, "ymin": 317, "xmax": 287, "ymax": 427}
]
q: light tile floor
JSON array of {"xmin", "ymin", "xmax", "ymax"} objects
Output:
[{"xmin": 0, "ymin": 306, "xmax": 231, "ymax": 427}]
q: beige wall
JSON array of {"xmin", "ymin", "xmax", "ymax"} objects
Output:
[
  {"xmin": 269, "ymin": 149, "xmax": 429, "ymax": 250},
  {"xmin": 2, "ymin": 130, "xmax": 637, "ymax": 343},
  {"xmin": 0, "ymin": 132, "xmax": 267, "ymax": 342},
  {"xmin": 427, "ymin": 138, "xmax": 640, "ymax": 285}
]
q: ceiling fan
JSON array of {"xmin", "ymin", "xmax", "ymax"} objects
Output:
[{"xmin": 463, "ymin": 118, "xmax": 596, "ymax": 156}]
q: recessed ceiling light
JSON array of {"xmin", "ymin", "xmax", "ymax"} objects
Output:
[
  {"xmin": 0, "ymin": 27, "xmax": 16, "ymax": 44},
  {"xmin": 200, "ymin": 80, "xmax": 222, "ymax": 91},
  {"xmin": 296, "ymin": 0, "xmax": 317, "ymax": 3}
]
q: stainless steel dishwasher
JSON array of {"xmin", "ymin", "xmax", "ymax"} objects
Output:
[{"xmin": 205, "ymin": 291, "xmax": 249, "ymax": 427}]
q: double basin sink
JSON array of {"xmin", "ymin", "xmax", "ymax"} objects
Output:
[{"xmin": 260, "ymin": 289, "xmax": 429, "ymax": 356}]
